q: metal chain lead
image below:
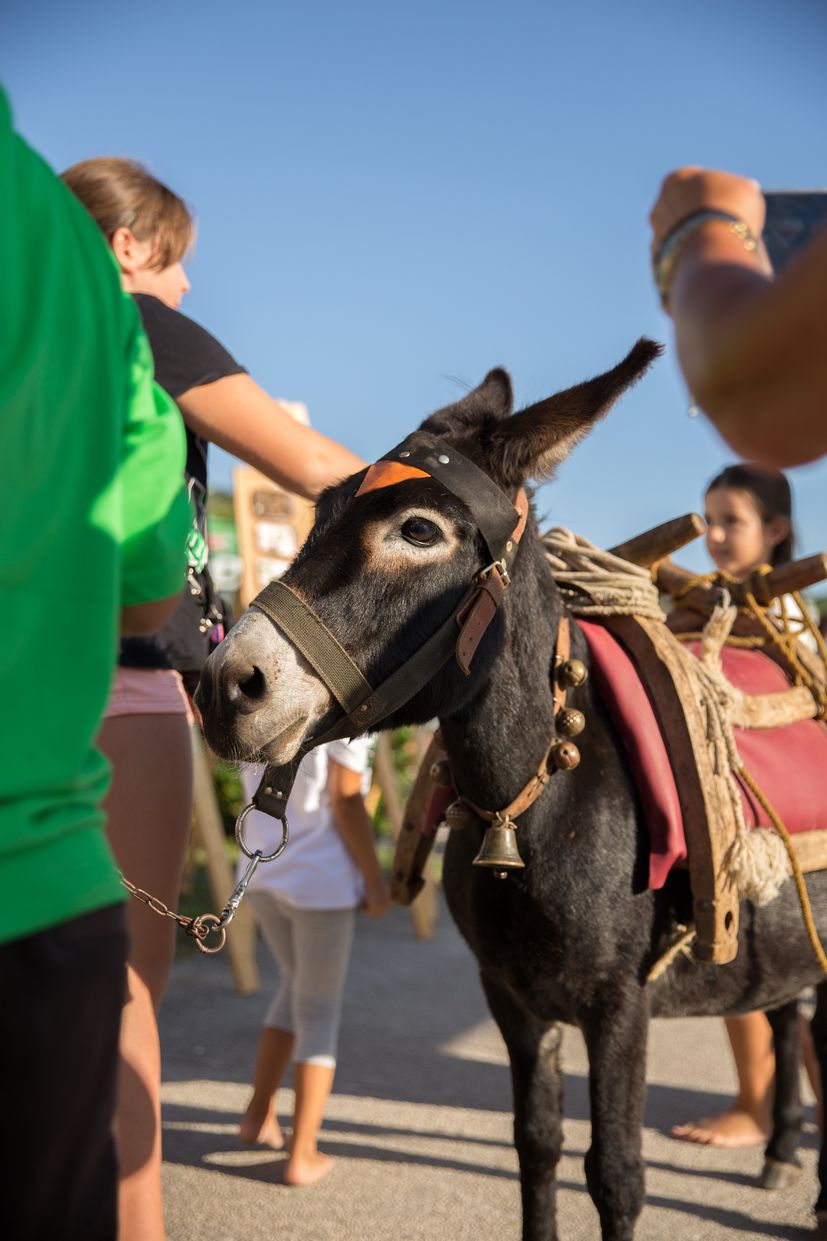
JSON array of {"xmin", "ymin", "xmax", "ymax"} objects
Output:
[{"xmin": 119, "ymin": 802, "xmax": 289, "ymax": 956}]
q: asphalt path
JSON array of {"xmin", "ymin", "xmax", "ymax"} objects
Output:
[{"xmin": 159, "ymin": 901, "xmax": 820, "ymax": 1241}]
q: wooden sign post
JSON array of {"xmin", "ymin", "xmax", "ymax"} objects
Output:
[{"xmin": 233, "ymin": 401, "xmax": 315, "ymax": 609}]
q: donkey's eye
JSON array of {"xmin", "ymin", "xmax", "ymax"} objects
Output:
[{"xmin": 401, "ymin": 516, "xmax": 441, "ymax": 547}]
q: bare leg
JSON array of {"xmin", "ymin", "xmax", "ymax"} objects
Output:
[
  {"xmin": 671, "ymin": 1011, "xmax": 774, "ymax": 1147},
  {"xmin": 285, "ymin": 1063, "xmax": 336, "ymax": 1186},
  {"xmin": 239, "ymin": 1027, "xmax": 294, "ymax": 1148},
  {"xmin": 99, "ymin": 712, "xmax": 194, "ymax": 1241}
]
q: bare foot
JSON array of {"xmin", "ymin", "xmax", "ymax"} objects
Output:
[
  {"xmin": 239, "ymin": 1113, "xmax": 284, "ymax": 1150},
  {"xmin": 284, "ymin": 1151, "xmax": 333, "ymax": 1186},
  {"xmin": 670, "ymin": 1108, "xmax": 770, "ymax": 1148}
]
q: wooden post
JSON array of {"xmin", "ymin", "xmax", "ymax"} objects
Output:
[
  {"xmin": 190, "ymin": 728, "xmax": 259, "ymax": 995},
  {"xmin": 609, "ymin": 512, "xmax": 706, "ymax": 567},
  {"xmin": 373, "ymin": 733, "xmax": 439, "ymax": 940},
  {"xmin": 233, "ymin": 400, "xmax": 315, "ymax": 610}
]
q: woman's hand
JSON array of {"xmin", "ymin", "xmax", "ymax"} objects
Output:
[
  {"xmin": 361, "ymin": 872, "xmax": 391, "ymax": 919},
  {"xmin": 649, "ymin": 167, "xmax": 766, "ymax": 258}
]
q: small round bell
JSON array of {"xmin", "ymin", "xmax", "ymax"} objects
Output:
[
  {"xmin": 472, "ymin": 820, "xmax": 525, "ymax": 872},
  {"xmin": 558, "ymin": 659, "xmax": 588, "ymax": 688},
  {"xmin": 429, "ymin": 758, "xmax": 453, "ymax": 787},
  {"xmin": 550, "ymin": 740, "xmax": 581, "ymax": 770},
  {"xmin": 557, "ymin": 707, "xmax": 585, "ymax": 737},
  {"xmin": 443, "ymin": 799, "xmax": 475, "ymax": 830}
]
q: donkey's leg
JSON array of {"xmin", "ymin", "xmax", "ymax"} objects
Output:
[
  {"xmin": 481, "ymin": 973, "xmax": 562, "ymax": 1241},
  {"xmin": 582, "ymin": 985, "xmax": 648, "ymax": 1241},
  {"xmin": 811, "ymin": 982, "xmax": 827, "ymax": 1235},
  {"xmin": 761, "ymin": 998, "xmax": 804, "ymax": 1189}
]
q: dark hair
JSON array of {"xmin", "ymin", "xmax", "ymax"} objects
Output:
[
  {"xmin": 61, "ymin": 158, "xmax": 194, "ymax": 271},
  {"xmin": 705, "ymin": 463, "xmax": 794, "ymax": 565}
]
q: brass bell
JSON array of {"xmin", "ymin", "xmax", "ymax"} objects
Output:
[
  {"xmin": 429, "ymin": 758, "xmax": 453, "ymax": 787},
  {"xmin": 443, "ymin": 799, "xmax": 475, "ymax": 830},
  {"xmin": 472, "ymin": 820, "xmax": 526, "ymax": 878},
  {"xmin": 558, "ymin": 658, "xmax": 588, "ymax": 688},
  {"xmin": 557, "ymin": 707, "xmax": 585, "ymax": 737},
  {"xmin": 550, "ymin": 740, "xmax": 581, "ymax": 770}
]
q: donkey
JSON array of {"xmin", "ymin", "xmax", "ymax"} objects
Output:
[{"xmin": 196, "ymin": 341, "xmax": 827, "ymax": 1241}]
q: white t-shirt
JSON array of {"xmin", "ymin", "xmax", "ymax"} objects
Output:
[
  {"xmin": 770, "ymin": 593, "xmax": 818, "ymax": 652},
  {"xmin": 238, "ymin": 736, "xmax": 374, "ymax": 910}
]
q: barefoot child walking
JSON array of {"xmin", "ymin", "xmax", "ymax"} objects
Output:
[{"xmin": 239, "ymin": 737, "xmax": 389, "ymax": 1183}]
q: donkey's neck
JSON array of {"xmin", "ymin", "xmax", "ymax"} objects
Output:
[{"xmin": 440, "ymin": 542, "xmax": 560, "ymax": 811}]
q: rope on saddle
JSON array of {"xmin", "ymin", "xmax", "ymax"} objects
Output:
[
  {"xmin": 541, "ymin": 528, "xmax": 827, "ymax": 977},
  {"xmin": 541, "ymin": 527, "xmax": 665, "ymax": 620},
  {"xmin": 672, "ymin": 566, "xmax": 827, "ymax": 720}
]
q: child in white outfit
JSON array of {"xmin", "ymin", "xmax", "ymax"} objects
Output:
[{"xmin": 238, "ymin": 737, "xmax": 389, "ymax": 1184}]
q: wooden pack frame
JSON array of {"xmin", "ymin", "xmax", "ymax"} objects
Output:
[{"xmin": 391, "ymin": 515, "xmax": 827, "ymax": 966}]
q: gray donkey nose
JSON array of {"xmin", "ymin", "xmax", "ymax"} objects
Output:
[
  {"xmin": 226, "ymin": 660, "xmax": 269, "ymax": 713},
  {"xmin": 196, "ymin": 641, "xmax": 270, "ymax": 720}
]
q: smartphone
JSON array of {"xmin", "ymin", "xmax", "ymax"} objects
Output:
[{"xmin": 762, "ymin": 190, "xmax": 827, "ymax": 271}]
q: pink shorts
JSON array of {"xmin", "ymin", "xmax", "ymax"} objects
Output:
[{"xmin": 104, "ymin": 666, "xmax": 194, "ymax": 724}]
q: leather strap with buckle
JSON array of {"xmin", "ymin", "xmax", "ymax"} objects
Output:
[{"xmin": 249, "ymin": 438, "xmax": 529, "ymax": 819}]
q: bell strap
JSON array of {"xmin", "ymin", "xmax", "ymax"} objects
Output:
[{"xmin": 462, "ymin": 617, "xmax": 571, "ymax": 825}]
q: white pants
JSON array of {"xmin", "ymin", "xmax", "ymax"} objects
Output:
[{"xmin": 248, "ymin": 890, "xmax": 355, "ymax": 1068}]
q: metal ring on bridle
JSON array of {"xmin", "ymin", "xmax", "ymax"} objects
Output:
[
  {"xmin": 190, "ymin": 913, "xmax": 227, "ymax": 955},
  {"xmin": 235, "ymin": 802, "xmax": 289, "ymax": 862}
]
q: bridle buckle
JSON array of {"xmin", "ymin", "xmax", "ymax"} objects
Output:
[{"xmin": 478, "ymin": 559, "xmax": 510, "ymax": 589}]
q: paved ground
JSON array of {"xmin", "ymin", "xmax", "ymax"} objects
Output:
[{"xmin": 160, "ymin": 901, "xmax": 821, "ymax": 1241}]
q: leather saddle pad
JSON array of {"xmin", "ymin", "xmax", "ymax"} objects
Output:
[
  {"xmin": 689, "ymin": 642, "xmax": 827, "ymax": 833},
  {"xmin": 580, "ymin": 621, "xmax": 827, "ymax": 890}
]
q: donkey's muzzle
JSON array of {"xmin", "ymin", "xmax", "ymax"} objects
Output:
[{"xmin": 195, "ymin": 643, "xmax": 270, "ymax": 761}]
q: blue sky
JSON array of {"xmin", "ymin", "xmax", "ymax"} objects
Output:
[{"xmin": 4, "ymin": 0, "xmax": 826, "ymax": 573}]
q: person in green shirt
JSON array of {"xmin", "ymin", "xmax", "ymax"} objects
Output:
[{"xmin": 0, "ymin": 87, "xmax": 191, "ymax": 1241}]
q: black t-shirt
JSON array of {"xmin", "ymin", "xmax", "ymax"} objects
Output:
[{"xmin": 119, "ymin": 296, "xmax": 246, "ymax": 672}]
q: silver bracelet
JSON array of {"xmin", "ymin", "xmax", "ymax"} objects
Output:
[{"xmin": 653, "ymin": 209, "xmax": 757, "ymax": 309}]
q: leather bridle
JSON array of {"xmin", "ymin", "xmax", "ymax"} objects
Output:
[{"xmin": 247, "ymin": 433, "xmax": 528, "ymax": 821}]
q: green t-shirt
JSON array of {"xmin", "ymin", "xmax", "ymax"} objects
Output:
[{"xmin": 0, "ymin": 90, "xmax": 192, "ymax": 944}]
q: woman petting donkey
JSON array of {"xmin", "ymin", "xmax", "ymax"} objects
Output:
[{"xmin": 62, "ymin": 158, "xmax": 363, "ymax": 1241}]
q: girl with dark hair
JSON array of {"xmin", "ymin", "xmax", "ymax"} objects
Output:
[
  {"xmin": 672, "ymin": 464, "xmax": 820, "ymax": 1147},
  {"xmin": 63, "ymin": 157, "xmax": 364, "ymax": 1241},
  {"xmin": 704, "ymin": 463, "xmax": 794, "ymax": 573}
]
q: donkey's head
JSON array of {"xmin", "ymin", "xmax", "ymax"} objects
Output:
[{"xmin": 197, "ymin": 340, "xmax": 660, "ymax": 765}]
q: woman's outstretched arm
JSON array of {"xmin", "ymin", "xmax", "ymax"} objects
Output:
[{"xmin": 177, "ymin": 372, "xmax": 365, "ymax": 499}]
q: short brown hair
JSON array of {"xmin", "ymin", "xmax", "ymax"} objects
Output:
[{"xmin": 62, "ymin": 157, "xmax": 194, "ymax": 270}]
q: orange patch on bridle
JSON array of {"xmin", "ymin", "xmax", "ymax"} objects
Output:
[{"xmin": 355, "ymin": 461, "xmax": 429, "ymax": 496}]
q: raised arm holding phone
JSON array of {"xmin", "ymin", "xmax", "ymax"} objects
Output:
[{"xmin": 649, "ymin": 166, "xmax": 827, "ymax": 468}]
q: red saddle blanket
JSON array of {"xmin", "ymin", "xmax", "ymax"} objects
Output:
[{"xmin": 579, "ymin": 620, "xmax": 827, "ymax": 890}]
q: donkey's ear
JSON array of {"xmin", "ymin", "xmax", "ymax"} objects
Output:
[
  {"xmin": 489, "ymin": 339, "xmax": 662, "ymax": 486},
  {"xmin": 423, "ymin": 367, "xmax": 514, "ymax": 435}
]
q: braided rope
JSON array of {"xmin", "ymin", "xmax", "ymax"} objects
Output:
[{"xmin": 541, "ymin": 528, "xmax": 665, "ymax": 620}]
